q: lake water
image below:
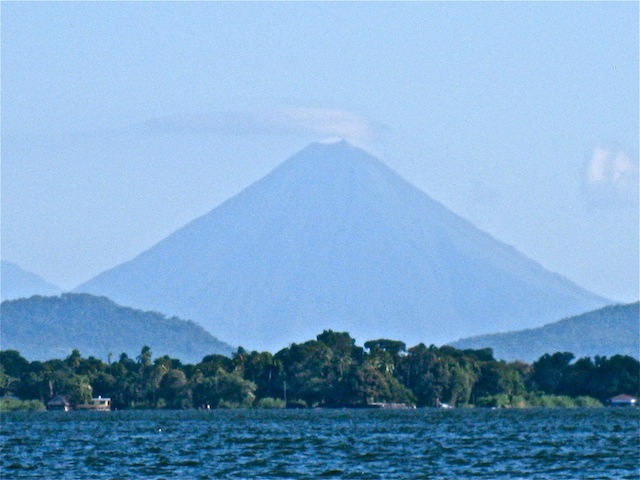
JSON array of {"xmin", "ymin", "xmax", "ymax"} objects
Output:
[{"xmin": 1, "ymin": 408, "xmax": 638, "ymax": 479}]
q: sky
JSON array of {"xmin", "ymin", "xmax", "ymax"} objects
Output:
[{"xmin": 1, "ymin": 2, "xmax": 638, "ymax": 302}]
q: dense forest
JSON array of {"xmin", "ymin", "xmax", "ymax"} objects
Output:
[{"xmin": 1, "ymin": 330, "xmax": 638, "ymax": 411}]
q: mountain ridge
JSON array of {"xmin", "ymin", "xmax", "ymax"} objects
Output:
[
  {"xmin": 76, "ymin": 141, "xmax": 609, "ymax": 351},
  {"xmin": 450, "ymin": 302, "xmax": 639, "ymax": 362},
  {"xmin": 1, "ymin": 260, "xmax": 63, "ymax": 301},
  {"xmin": 1, "ymin": 293, "xmax": 234, "ymax": 362}
]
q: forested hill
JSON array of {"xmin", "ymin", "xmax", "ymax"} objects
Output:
[
  {"xmin": 451, "ymin": 302, "xmax": 639, "ymax": 362},
  {"xmin": 1, "ymin": 294, "xmax": 234, "ymax": 363}
]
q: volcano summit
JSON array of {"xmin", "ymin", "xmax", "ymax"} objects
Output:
[{"xmin": 76, "ymin": 141, "xmax": 608, "ymax": 351}]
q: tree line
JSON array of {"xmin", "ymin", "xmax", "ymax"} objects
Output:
[{"xmin": 1, "ymin": 330, "xmax": 638, "ymax": 410}]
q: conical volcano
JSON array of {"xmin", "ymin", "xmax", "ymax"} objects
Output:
[{"xmin": 76, "ymin": 141, "xmax": 608, "ymax": 351}]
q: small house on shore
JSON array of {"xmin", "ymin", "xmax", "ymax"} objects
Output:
[
  {"xmin": 368, "ymin": 402, "xmax": 416, "ymax": 409},
  {"xmin": 47, "ymin": 395, "xmax": 72, "ymax": 411},
  {"xmin": 75, "ymin": 396, "xmax": 111, "ymax": 411},
  {"xmin": 608, "ymin": 394, "xmax": 637, "ymax": 407}
]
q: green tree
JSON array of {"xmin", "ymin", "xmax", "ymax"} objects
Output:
[
  {"xmin": 197, "ymin": 354, "xmax": 234, "ymax": 376},
  {"xmin": 344, "ymin": 363, "xmax": 415, "ymax": 406},
  {"xmin": 137, "ymin": 346, "xmax": 153, "ymax": 367},
  {"xmin": 157, "ymin": 369, "xmax": 192, "ymax": 409},
  {"xmin": 317, "ymin": 330, "xmax": 365, "ymax": 405},
  {"xmin": 0, "ymin": 350, "xmax": 30, "ymax": 378},
  {"xmin": 91, "ymin": 371, "xmax": 116, "ymax": 398},
  {"xmin": 530, "ymin": 352, "xmax": 574, "ymax": 394},
  {"xmin": 588, "ymin": 355, "xmax": 640, "ymax": 400},
  {"xmin": 276, "ymin": 340, "xmax": 333, "ymax": 406},
  {"xmin": 66, "ymin": 375, "xmax": 93, "ymax": 405},
  {"xmin": 397, "ymin": 344, "xmax": 438, "ymax": 406},
  {"xmin": 192, "ymin": 369, "xmax": 256, "ymax": 408},
  {"xmin": 0, "ymin": 365, "xmax": 19, "ymax": 397},
  {"xmin": 473, "ymin": 361, "xmax": 526, "ymax": 400},
  {"xmin": 365, "ymin": 339, "xmax": 406, "ymax": 376},
  {"xmin": 398, "ymin": 344, "xmax": 478, "ymax": 406},
  {"xmin": 66, "ymin": 349, "xmax": 82, "ymax": 371},
  {"xmin": 242, "ymin": 351, "xmax": 282, "ymax": 399}
]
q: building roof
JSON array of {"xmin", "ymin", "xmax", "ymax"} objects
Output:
[
  {"xmin": 609, "ymin": 394, "xmax": 637, "ymax": 402},
  {"xmin": 47, "ymin": 395, "xmax": 70, "ymax": 405}
]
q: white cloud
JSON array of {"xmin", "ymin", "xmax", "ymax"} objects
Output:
[
  {"xmin": 584, "ymin": 146, "xmax": 639, "ymax": 208},
  {"xmin": 144, "ymin": 108, "xmax": 386, "ymax": 150},
  {"xmin": 268, "ymin": 108, "xmax": 383, "ymax": 145}
]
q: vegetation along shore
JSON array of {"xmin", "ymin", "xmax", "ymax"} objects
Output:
[{"xmin": 1, "ymin": 330, "xmax": 638, "ymax": 411}]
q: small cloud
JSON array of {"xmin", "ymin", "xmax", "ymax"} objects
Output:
[
  {"xmin": 270, "ymin": 108, "xmax": 384, "ymax": 146},
  {"xmin": 143, "ymin": 108, "xmax": 386, "ymax": 150},
  {"xmin": 584, "ymin": 146, "xmax": 639, "ymax": 208}
]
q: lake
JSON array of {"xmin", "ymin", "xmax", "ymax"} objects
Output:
[{"xmin": 1, "ymin": 408, "xmax": 638, "ymax": 479}]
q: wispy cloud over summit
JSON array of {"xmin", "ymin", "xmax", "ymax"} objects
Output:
[
  {"xmin": 584, "ymin": 146, "xmax": 639, "ymax": 208},
  {"xmin": 143, "ymin": 108, "xmax": 386, "ymax": 149}
]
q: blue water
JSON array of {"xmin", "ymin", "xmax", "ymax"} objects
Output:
[{"xmin": 1, "ymin": 408, "xmax": 639, "ymax": 479}]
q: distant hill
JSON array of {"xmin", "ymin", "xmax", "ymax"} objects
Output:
[
  {"xmin": 451, "ymin": 302, "xmax": 639, "ymax": 362},
  {"xmin": 1, "ymin": 261, "xmax": 62, "ymax": 301},
  {"xmin": 0, "ymin": 294, "xmax": 234, "ymax": 363},
  {"xmin": 75, "ymin": 141, "xmax": 609, "ymax": 352}
]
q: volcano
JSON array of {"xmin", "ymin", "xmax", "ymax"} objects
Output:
[
  {"xmin": 76, "ymin": 141, "xmax": 608, "ymax": 351},
  {"xmin": 1, "ymin": 261, "xmax": 62, "ymax": 301}
]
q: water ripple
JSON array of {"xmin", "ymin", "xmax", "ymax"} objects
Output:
[{"xmin": 1, "ymin": 408, "xmax": 638, "ymax": 478}]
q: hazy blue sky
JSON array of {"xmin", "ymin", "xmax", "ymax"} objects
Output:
[{"xmin": 2, "ymin": 2, "xmax": 638, "ymax": 302}]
